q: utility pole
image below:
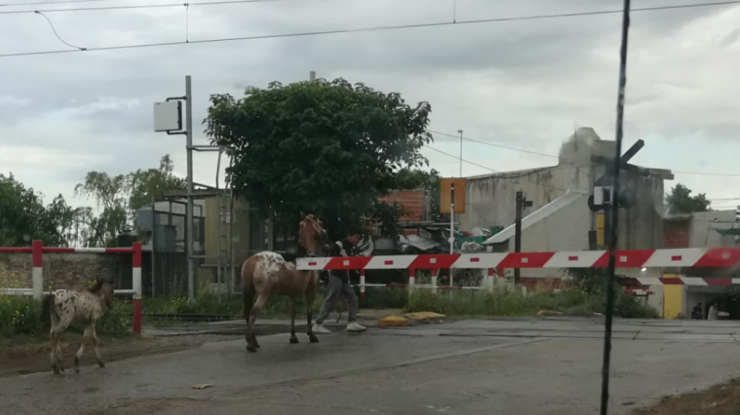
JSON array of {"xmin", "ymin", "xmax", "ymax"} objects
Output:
[
  {"xmin": 449, "ymin": 182, "xmax": 455, "ymax": 287},
  {"xmin": 600, "ymin": 1, "xmax": 631, "ymax": 414},
  {"xmin": 457, "ymin": 129, "xmax": 463, "ymax": 177},
  {"xmin": 514, "ymin": 191, "xmax": 532, "ymax": 286},
  {"xmin": 185, "ymin": 75, "xmax": 195, "ymax": 305}
]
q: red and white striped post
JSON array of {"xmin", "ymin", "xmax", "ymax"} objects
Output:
[
  {"xmin": 32, "ymin": 240, "xmax": 43, "ymax": 300},
  {"xmin": 132, "ymin": 242, "xmax": 142, "ymax": 335},
  {"xmin": 487, "ymin": 268, "xmax": 495, "ymax": 293},
  {"xmin": 431, "ymin": 268, "xmax": 439, "ymax": 294},
  {"xmin": 359, "ymin": 269, "xmax": 366, "ymax": 306}
]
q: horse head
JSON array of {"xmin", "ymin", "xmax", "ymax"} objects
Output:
[
  {"xmin": 299, "ymin": 213, "xmax": 328, "ymax": 256},
  {"xmin": 89, "ymin": 276, "xmax": 114, "ymax": 309}
]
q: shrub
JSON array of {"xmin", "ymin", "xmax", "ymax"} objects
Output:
[
  {"xmin": 0, "ymin": 294, "xmax": 132, "ymax": 340},
  {"xmin": 0, "ymin": 295, "xmax": 43, "ymax": 338}
]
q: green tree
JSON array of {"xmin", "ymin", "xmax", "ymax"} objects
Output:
[
  {"xmin": 666, "ymin": 183, "xmax": 710, "ymax": 214},
  {"xmin": 204, "ymin": 78, "xmax": 433, "ymax": 239},
  {"xmin": 0, "ymin": 174, "xmax": 70, "ymax": 246},
  {"xmin": 128, "ymin": 154, "xmax": 186, "ymax": 212},
  {"xmin": 74, "ymin": 155, "xmax": 185, "ymax": 246},
  {"xmin": 74, "ymin": 171, "xmax": 129, "ymax": 246}
]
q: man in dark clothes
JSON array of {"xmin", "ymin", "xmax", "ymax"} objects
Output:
[{"xmin": 312, "ymin": 228, "xmax": 367, "ymax": 333}]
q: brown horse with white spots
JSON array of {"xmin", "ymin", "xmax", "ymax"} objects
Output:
[
  {"xmin": 241, "ymin": 213, "xmax": 327, "ymax": 353},
  {"xmin": 42, "ymin": 276, "xmax": 113, "ymax": 374}
]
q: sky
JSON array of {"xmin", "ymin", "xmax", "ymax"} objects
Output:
[{"xmin": 1, "ymin": 0, "xmax": 740, "ymax": 212}]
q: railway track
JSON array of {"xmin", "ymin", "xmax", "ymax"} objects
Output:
[{"xmin": 143, "ymin": 312, "xmax": 238, "ymax": 322}]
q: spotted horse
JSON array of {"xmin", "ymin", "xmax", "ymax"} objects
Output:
[
  {"xmin": 241, "ymin": 213, "xmax": 327, "ymax": 353},
  {"xmin": 41, "ymin": 275, "xmax": 114, "ymax": 374}
]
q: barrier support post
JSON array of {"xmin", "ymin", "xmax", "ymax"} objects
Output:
[
  {"xmin": 132, "ymin": 242, "xmax": 142, "ymax": 335},
  {"xmin": 431, "ymin": 268, "xmax": 438, "ymax": 294},
  {"xmin": 359, "ymin": 269, "xmax": 366, "ymax": 307},
  {"xmin": 32, "ymin": 240, "xmax": 43, "ymax": 300},
  {"xmin": 408, "ymin": 268, "xmax": 416, "ymax": 296},
  {"xmin": 487, "ymin": 268, "xmax": 494, "ymax": 293}
]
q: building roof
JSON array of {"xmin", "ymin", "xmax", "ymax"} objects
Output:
[
  {"xmin": 664, "ymin": 214, "xmax": 693, "ymax": 222},
  {"xmin": 482, "ymin": 191, "xmax": 585, "ymax": 245},
  {"xmin": 465, "ymin": 166, "xmax": 555, "ymax": 181}
]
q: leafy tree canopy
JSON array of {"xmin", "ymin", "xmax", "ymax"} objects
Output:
[
  {"xmin": 0, "ymin": 155, "xmax": 184, "ymax": 248},
  {"xmin": 205, "ymin": 78, "xmax": 433, "ymax": 239},
  {"xmin": 0, "ymin": 174, "xmax": 70, "ymax": 247},
  {"xmin": 666, "ymin": 183, "xmax": 710, "ymax": 215},
  {"xmin": 74, "ymin": 154, "xmax": 185, "ymax": 246}
]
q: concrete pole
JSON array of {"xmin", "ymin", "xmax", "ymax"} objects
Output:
[{"xmin": 185, "ymin": 75, "xmax": 195, "ymax": 305}]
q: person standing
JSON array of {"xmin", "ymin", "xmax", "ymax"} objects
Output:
[
  {"xmin": 312, "ymin": 228, "xmax": 367, "ymax": 334},
  {"xmin": 708, "ymin": 302, "xmax": 719, "ymax": 321}
]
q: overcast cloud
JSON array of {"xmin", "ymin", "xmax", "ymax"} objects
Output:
[{"xmin": 1, "ymin": 0, "xmax": 739, "ymax": 212}]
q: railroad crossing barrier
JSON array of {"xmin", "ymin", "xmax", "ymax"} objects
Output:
[
  {"xmin": 0, "ymin": 240, "xmax": 143, "ymax": 334},
  {"xmin": 298, "ymin": 248, "xmax": 740, "ymax": 300}
]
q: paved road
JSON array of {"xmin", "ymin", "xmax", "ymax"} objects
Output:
[{"xmin": 2, "ymin": 317, "xmax": 740, "ymax": 415}]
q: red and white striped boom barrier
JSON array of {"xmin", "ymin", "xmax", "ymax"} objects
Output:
[
  {"xmin": 297, "ymin": 248, "xmax": 740, "ymax": 297},
  {"xmin": 0, "ymin": 240, "xmax": 143, "ymax": 334}
]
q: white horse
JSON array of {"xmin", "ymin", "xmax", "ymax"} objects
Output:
[{"xmin": 42, "ymin": 276, "xmax": 113, "ymax": 374}]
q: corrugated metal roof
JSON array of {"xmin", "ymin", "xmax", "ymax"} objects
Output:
[{"xmin": 482, "ymin": 191, "xmax": 585, "ymax": 245}]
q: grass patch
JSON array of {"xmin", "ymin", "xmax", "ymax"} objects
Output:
[
  {"xmin": 407, "ymin": 286, "xmax": 659, "ymax": 319},
  {"xmin": 0, "ymin": 295, "xmax": 133, "ymax": 344},
  {"xmin": 143, "ymin": 292, "xmax": 328, "ymax": 318}
]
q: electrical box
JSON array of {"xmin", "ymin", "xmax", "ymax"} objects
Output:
[
  {"xmin": 593, "ymin": 186, "xmax": 613, "ymax": 206},
  {"xmin": 153, "ymin": 101, "xmax": 182, "ymax": 132}
]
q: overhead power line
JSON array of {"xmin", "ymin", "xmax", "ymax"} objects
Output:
[
  {"xmin": 0, "ymin": 0, "xmax": 114, "ymax": 7},
  {"xmin": 424, "ymin": 145, "xmax": 585, "ymax": 194},
  {"xmin": 4, "ymin": 0, "xmax": 740, "ymax": 15},
  {"xmin": 0, "ymin": 0, "xmax": 293, "ymax": 14},
  {"xmin": 425, "ymin": 145, "xmax": 500, "ymax": 173},
  {"xmin": 430, "ymin": 130, "xmax": 559, "ymax": 159},
  {"xmin": 2, "ymin": 1, "xmax": 740, "ymax": 57}
]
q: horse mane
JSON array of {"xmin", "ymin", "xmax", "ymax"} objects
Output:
[{"xmin": 87, "ymin": 278, "xmax": 111, "ymax": 294}]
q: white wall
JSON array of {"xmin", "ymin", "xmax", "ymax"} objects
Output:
[
  {"xmin": 690, "ymin": 210, "xmax": 736, "ymax": 248},
  {"xmin": 460, "ymin": 165, "xmax": 591, "ymax": 232}
]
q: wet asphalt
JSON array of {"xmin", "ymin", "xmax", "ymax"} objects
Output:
[{"xmin": 2, "ymin": 316, "xmax": 740, "ymax": 415}]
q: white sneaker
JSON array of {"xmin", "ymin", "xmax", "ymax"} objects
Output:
[
  {"xmin": 347, "ymin": 322, "xmax": 367, "ymax": 333},
  {"xmin": 312, "ymin": 323, "xmax": 331, "ymax": 334}
]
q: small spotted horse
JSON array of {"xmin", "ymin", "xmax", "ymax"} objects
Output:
[
  {"xmin": 241, "ymin": 213, "xmax": 327, "ymax": 353},
  {"xmin": 41, "ymin": 275, "xmax": 114, "ymax": 374}
]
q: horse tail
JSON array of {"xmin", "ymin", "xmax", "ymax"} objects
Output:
[
  {"xmin": 241, "ymin": 258, "xmax": 256, "ymax": 321},
  {"xmin": 41, "ymin": 293, "xmax": 54, "ymax": 328}
]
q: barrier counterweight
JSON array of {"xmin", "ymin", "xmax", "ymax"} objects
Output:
[{"xmin": 0, "ymin": 240, "xmax": 143, "ymax": 334}]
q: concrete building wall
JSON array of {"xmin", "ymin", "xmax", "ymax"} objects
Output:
[
  {"xmin": 461, "ymin": 127, "xmax": 668, "ymax": 253},
  {"xmin": 689, "ymin": 210, "xmax": 736, "ymax": 248},
  {"xmin": 460, "ymin": 165, "xmax": 591, "ymax": 232}
]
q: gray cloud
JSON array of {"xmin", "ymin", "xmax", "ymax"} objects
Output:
[{"xmin": 1, "ymin": 0, "xmax": 740, "ymax": 206}]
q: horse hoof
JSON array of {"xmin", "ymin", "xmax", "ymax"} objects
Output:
[
  {"xmin": 52, "ymin": 366, "xmax": 60, "ymax": 375},
  {"xmin": 246, "ymin": 345, "xmax": 258, "ymax": 353},
  {"xmin": 309, "ymin": 335, "xmax": 319, "ymax": 343},
  {"xmin": 289, "ymin": 336, "xmax": 299, "ymax": 344},
  {"xmin": 98, "ymin": 362, "xmax": 105, "ymax": 368}
]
